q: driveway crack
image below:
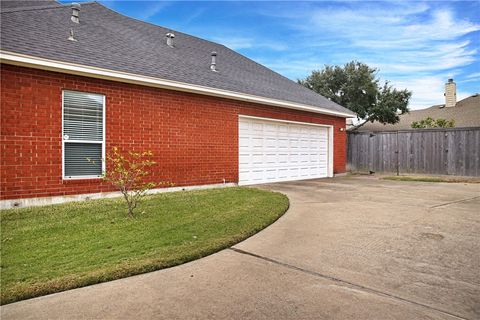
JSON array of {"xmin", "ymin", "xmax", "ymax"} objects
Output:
[
  {"xmin": 429, "ymin": 196, "xmax": 480, "ymax": 209},
  {"xmin": 229, "ymin": 247, "xmax": 469, "ymax": 320}
]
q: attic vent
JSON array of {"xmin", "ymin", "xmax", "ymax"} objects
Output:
[
  {"xmin": 166, "ymin": 32, "xmax": 175, "ymax": 47},
  {"xmin": 71, "ymin": 3, "xmax": 81, "ymax": 23},
  {"xmin": 210, "ymin": 51, "xmax": 217, "ymax": 72},
  {"xmin": 68, "ymin": 28, "xmax": 77, "ymax": 41}
]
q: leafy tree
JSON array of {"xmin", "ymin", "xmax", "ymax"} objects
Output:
[
  {"xmin": 89, "ymin": 147, "xmax": 161, "ymax": 217},
  {"xmin": 299, "ymin": 61, "xmax": 412, "ymax": 130},
  {"xmin": 411, "ymin": 117, "xmax": 455, "ymax": 129}
]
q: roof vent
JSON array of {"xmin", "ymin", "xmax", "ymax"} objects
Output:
[
  {"xmin": 68, "ymin": 28, "xmax": 77, "ymax": 41},
  {"xmin": 210, "ymin": 51, "xmax": 217, "ymax": 72},
  {"xmin": 71, "ymin": 3, "xmax": 81, "ymax": 23},
  {"xmin": 166, "ymin": 32, "xmax": 175, "ymax": 47}
]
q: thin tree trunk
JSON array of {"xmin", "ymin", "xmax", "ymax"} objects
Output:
[{"xmin": 121, "ymin": 188, "xmax": 134, "ymax": 218}]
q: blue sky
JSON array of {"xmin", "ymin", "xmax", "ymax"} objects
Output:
[{"xmin": 74, "ymin": 1, "xmax": 479, "ymax": 109}]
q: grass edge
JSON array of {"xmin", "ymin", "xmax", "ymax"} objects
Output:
[{"xmin": 1, "ymin": 189, "xmax": 289, "ymax": 305}]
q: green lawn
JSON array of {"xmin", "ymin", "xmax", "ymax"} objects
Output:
[{"xmin": 0, "ymin": 187, "xmax": 289, "ymax": 305}]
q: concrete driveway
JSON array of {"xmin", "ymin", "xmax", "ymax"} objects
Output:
[{"xmin": 2, "ymin": 176, "xmax": 479, "ymax": 320}]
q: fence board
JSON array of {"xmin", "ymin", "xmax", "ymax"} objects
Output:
[{"xmin": 347, "ymin": 127, "xmax": 480, "ymax": 176}]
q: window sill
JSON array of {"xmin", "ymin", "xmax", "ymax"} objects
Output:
[{"xmin": 62, "ymin": 176, "xmax": 103, "ymax": 184}]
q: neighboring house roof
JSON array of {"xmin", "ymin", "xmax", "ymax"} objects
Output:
[
  {"xmin": 0, "ymin": 0, "xmax": 355, "ymax": 118},
  {"xmin": 355, "ymin": 94, "xmax": 480, "ymax": 132}
]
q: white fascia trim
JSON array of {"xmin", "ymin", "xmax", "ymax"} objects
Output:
[
  {"xmin": 239, "ymin": 115, "xmax": 334, "ymax": 128},
  {"xmin": 0, "ymin": 51, "xmax": 355, "ymax": 118},
  {"xmin": 328, "ymin": 125, "xmax": 334, "ymax": 177},
  {"xmin": 0, "ymin": 182, "xmax": 237, "ymax": 209}
]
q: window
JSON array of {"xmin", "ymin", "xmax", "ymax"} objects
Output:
[{"xmin": 63, "ymin": 90, "xmax": 105, "ymax": 179}]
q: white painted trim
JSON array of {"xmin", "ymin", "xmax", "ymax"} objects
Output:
[
  {"xmin": 62, "ymin": 90, "xmax": 106, "ymax": 179},
  {"xmin": 240, "ymin": 176, "xmax": 331, "ymax": 187},
  {"xmin": 328, "ymin": 125, "xmax": 334, "ymax": 178},
  {"xmin": 0, "ymin": 183, "xmax": 237, "ymax": 209},
  {"xmin": 237, "ymin": 115, "xmax": 335, "ymax": 183},
  {"xmin": 0, "ymin": 50, "xmax": 355, "ymax": 118},
  {"xmin": 63, "ymin": 140, "xmax": 104, "ymax": 144},
  {"xmin": 62, "ymin": 90, "xmax": 65, "ymax": 179},
  {"xmin": 239, "ymin": 115, "xmax": 333, "ymax": 128},
  {"xmin": 63, "ymin": 175, "xmax": 103, "ymax": 181},
  {"xmin": 102, "ymin": 93, "xmax": 106, "ymax": 176}
]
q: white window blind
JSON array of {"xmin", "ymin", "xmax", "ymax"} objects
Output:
[{"xmin": 63, "ymin": 90, "xmax": 105, "ymax": 178}]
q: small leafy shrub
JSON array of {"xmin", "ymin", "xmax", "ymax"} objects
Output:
[
  {"xmin": 411, "ymin": 117, "xmax": 455, "ymax": 129},
  {"xmin": 90, "ymin": 147, "xmax": 161, "ymax": 217}
]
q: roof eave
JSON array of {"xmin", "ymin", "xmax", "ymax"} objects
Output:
[{"xmin": 0, "ymin": 50, "xmax": 356, "ymax": 118}]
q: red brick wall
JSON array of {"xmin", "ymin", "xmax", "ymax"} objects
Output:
[{"xmin": 0, "ymin": 64, "xmax": 347, "ymax": 200}]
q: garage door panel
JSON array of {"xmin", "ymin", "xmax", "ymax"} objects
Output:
[
  {"xmin": 252, "ymin": 154, "xmax": 263, "ymax": 164},
  {"xmin": 279, "ymin": 153, "xmax": 288, "ymax": 163},
  {"xmin": 239, "ymin": 136, "xmax": 251, "ymax": 148},
  {"xmin": 239, "ymin": 120, "xmax": 251, "ymax": 130},
  {"xmin": 278, "ymin": 168, "xmax": 288, "ymax": 178},
  {"xmin": 288, "ymin": 167, "xmax": 299, "ymax": 178},
  {"xmin": 278, "ymin": 138, "xmax": 289, "ymax": 147},
  {"xmin": 239, "ymin": 153, "xmax": 250, "ymax": 165},
  {"xmin": 265, "ymin": 169, "xmax": 277, "ymax": 180},
  {"xmin": 265, "ymin": 153, "xmax": 276, "ymax": 163},
  {"xmin": 298, "ymin": 167, "xmax": 308, "ymax": 176},
  {"xmin": 290, "ymin": 153, "xmax": 300, "ymax": 163},
  {"xmin": 252, "ymin": 122, "xmax": 263, "ymax": 131},
  {"xmin": 239, "ymin": 117, "xmax": 329, "ymax": 185},
  {"xmin": 264, "ymin": 123, "xmax": 277, "ymax": 134},
  {"xmin": 299, "ymin": 139, "xmax": 309, "ymax": 147},
  {"xmin": 252, "ymin": 137, "xmax": 263, "ymax": 147},
  {"xmin": 265, "ymin": 139, "xmax": 277, "ymax": 149}
]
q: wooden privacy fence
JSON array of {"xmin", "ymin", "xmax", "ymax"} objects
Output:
[{"xmin": 347, "ymin": 127, "xmax": 480, "ymax": 176}]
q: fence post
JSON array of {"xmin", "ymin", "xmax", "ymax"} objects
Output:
[{"xmin": 396, "ymin": 131, "xmax": 400, "ymax": 176}]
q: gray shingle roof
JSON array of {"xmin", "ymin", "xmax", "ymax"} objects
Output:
[
  {"xmin": 0, "ymin": 1, "xmax": 354, "ymax": 117},
  {"xmin": 0, "ymin": 0, "xmax": 61, "ymax": 11},
  {"xmin": 356, "ymin": 94, "xmax": 480, "ymax": 131}
]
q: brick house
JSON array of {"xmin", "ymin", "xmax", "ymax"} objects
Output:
[{"xmin": 0, "ymin": 1, "xmax": 354, "ymax": 207}]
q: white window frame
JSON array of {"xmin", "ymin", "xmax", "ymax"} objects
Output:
[{"xmin": 62, "ymin": 90, "xmax": 106, "ymax": 180}]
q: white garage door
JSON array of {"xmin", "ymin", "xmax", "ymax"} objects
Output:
[{"xmin": 239, "ymin": 116, "xmax": 330, "ymax": 185}]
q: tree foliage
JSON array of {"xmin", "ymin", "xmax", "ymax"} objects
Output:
[
  {"xmin": 89, "ymin": 147, "xmax": 160, "ymax": 217},
  {"xmin": 298, "ymin": 61, "xmax": 412, "ymax": 129},
  {"xmin": 411, "ymin": 117, "xmax": 455, "ymax": 129}
]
